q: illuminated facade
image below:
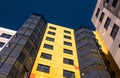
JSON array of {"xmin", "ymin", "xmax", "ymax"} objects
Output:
[
  {"xmin": 30, "ymin": 23, "xmax": 80, "ymax": 78},
  {"xmin": 92, "ymin": 0, "xmax": 120, "ymax": 78}
]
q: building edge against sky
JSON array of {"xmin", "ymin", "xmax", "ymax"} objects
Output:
[{"xmin": 91, "ymin": 0, "xmax": 120, "ymax": 77}]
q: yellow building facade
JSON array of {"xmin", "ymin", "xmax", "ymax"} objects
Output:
[{"xmin": 30, "ymin": 23, "xmax": 80, "ymax": 78}]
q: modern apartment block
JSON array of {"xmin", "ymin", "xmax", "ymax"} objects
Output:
[
  {"xmin": 30, "ymin": 23, "xmax": 80, "ymax": 78},
  {"xmin": 75, "ymin": 27, "xmax": 110, "ymax": 78},
  {"xmin": 0, "ymin": 27, "xmax": 16, "ymax": 51},
  {"xmin": 0, "ymin": 13, "xmax": 47, "ymax": 78},
  {"xmin": 92, "ymin": 0, "xmax": 120, "ymax": 78}
]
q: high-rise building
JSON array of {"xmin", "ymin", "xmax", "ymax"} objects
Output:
[
  {"xmin": 92, "ymin": 0, "xmax": 120, "ymax": 78},
  {"xmin": 0, "ymin": 13, "xmax": 47, "ymax": 78},
  {"xmin": 30, "ymin": 23, "xmax": 80, "ymax": 78},
  {"xmin": 75, "ymin": 27, "xmax": 110, "ymax": 78},
  {"xmin": 0, "ymin": 27, "xmax": 16, "ymax": 51}
]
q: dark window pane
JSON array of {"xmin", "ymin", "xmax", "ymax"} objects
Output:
[
  {"xmin": 110, "ymin": 24, "xmax": 119, "ymax": 40},
  {"xmin": 99, "ymin": 12, "xmax": 105, "ymax": 22},
  {"xmin": 49, "ymin": 26, "xmax": 56, "ymax": 30},
  {"xmin": 64, "ymin": 49, "xmax": 73, "ymax": 55},
  {"xmin": 64, "ymin": 41, "xmax": 72, "ymax": 46},
  {"xmin": 64, "ymin": 35, "xmax": 71, "ymax": 40},
  {"xmin": 0, "ymin": 42, "xmax": 5, "ymax": 47},
  {"xmin": 44, "ymin": 44, "xmax": 53, "ymax": 50},
  {"xmin": 41, "ymin": 52, "xmax": 52, "ymax": 60},
  {"xmin": 63, "ymin": 70, "xmax": 75, "ymax": 78},
  {"xmin": 104, "ymin": 17, "xmax": 111, "ymax": 30},
  {"xmin": 46, "ymin": 37, "xmax": 54, "ymax": 42},
  {"xmin": 64, "ymin": 30, "xmax": 71, "ymax": 34},
  {"xmin": 48, "ymin": 31, "xmax": 55, "ymax": 35},
  {"xmin": 18, "ymin": 52, "xmax": 26, "ymax": 63},
  {"xmin": 37, "ymin": 64, "xmax": 50, "ymax": 73},
  {"xmin": 63, "ymin": 58, "xmax": 74, "ymax": 65},
  {"xmin": 112, "ymin": 0, "xmax": 118, "ymax": 7},
  {"xmin": 0, "ymin": 33, "xmax": 12, "ymax": 39},
  {"xmin": 95, "ymin": 8, "xmax": 100, "ymax": 17},
  {"xmin": 106, "ymin": 0, "xmax": 110, "ymax": 3}
]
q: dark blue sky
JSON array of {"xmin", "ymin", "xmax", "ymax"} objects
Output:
[{"xmin": 0, "ymin": 0, "xmax": 97, "ymax": 30}]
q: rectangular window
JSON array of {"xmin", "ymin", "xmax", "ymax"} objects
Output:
[
  {"xmin": 41, "ymin": 52, "xmax": 52, "ymax": 60},
  {"xmin": 44, "ymin": 44, "xmax": 53, "ymax": 50},
  {"xmin": 110, "ymin": 24, "xmax": 119, "ymax": 40},
  {"xmin": 64, "ymin": 30, "xmax": 71, "ymax": 34},
  {"xmin": 64, "ymin": 35, "xmax": 71, "ymax": 40},
  {"xmin": 48, "ymin": 31, "xmax": 55, "ymax": 35},
  {"xmin": 37, "ymin": 64, "xmax": 50, "ymax": 73},
  {"xmin": 99, "ymin": 12, "xmax": 105, "ymax": 22},
  {"xmin": 63, "ymin": 70, "xmax": 75, "ymax": 78},
  {"xmin": 104, "ymin": 17, "xmax": 111, "ymax": 30},
  {"xmin": 64, "ymin": 41, "xmax": 72, "ymax": 46},
  {"xmin": 0, "ymin": 42, "xmax": 5, "ymax": 47},
  {"xmin": 64, "ymin": 49, "xmax": 73, "ymax": 55},
  {"xmin": 46, "ymin": 37, "xmax": 54, "ymax": 42},
  {"xmin": 49, "ymin": 26, "xmax": 56, "ymax": 30},
  {"xmin": 0, "ymin": 33, "xmax": 12, "ymax": 39},
  {"xmin": 95, "ymin": 8, "xmax": 100, "ymax": 17},
  {"xmin": 18, "ymin": 52, "xmax": 26, "ymax": 64},
  {"xmin": 63, "ymin": 58, "xmax": 74, "ymax": 65},
  {"xmin": 112, "ymin": 0, "xmax": 118, "ymax": 7}
]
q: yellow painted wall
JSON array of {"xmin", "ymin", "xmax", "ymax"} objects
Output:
[
  {"xmin": 30, "ymin": 23, "xmax": 80, "ymax": 78},
  {"xmin": 94, "ymin": 30, "xmax": 120, "ymax": 78}
]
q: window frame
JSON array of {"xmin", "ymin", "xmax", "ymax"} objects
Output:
[
  {"xmin": 0, "ymin": 33, "xmax": 12, "ymax": 39},
  {"xmin": 104, "ymin": 17, "xmax": 111, "ymax": 30},
  {"xmin": 63, "ymin": 70, "xmax": 75, "ymax": 78},
  {"xmin": 48, "ymin": 31, "xmax": 55, "ymax": 36},
  {"xmin": 0, "ymin": 42, "xmax": 5, "ymax": 47},
  {"xmin": 64, "ymin": 49, "xmax": 73, "ymax": 55},
  {"xmin": 46, "ymin": 37, "xmax": 54, "ymax": 42},
  {"xmin": 37, "ymin": 64, "xmax": 50, "ymax": 73},
  {"xmin": 63, "ymin": 58, "xmax": 74, "ymax": 65},
  {"xmin": 64, "ymin": 41, "xmax": 72, "ymax": 46},
  {"xmin": 40, "ymin": 52, "xmax": 52, "ymax": 60},
  {"xmin": 110, "ymin": 24, "xmax": 119, "ymax": 40},
  {"xmin": 43, "ymin": 44, "xmax": 53, "ymax": 50},
  {"xmin": 99, "ymin": 12, "xmax": 105, "ymax": 22},
  {"xmin": 49, "ymin": 26, "xmax": 56, "ymax": 30}
]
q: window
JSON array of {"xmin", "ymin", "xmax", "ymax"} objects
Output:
[
  {"xmin": 44, "ymin": 44, "xmax": 53, "ymax": 50},
  {"xmin": 112, "ymin": 0, "xmax": 118, "ymax": 7},
  {"xmin": 37, "ymin": 64, "xmax": 50, "ymax": 73},
  {"xmin": 104, "ymin": 17, "xmax": 111, "ymax": 30},
  {"xmin": 110, "ymin": 24, "xmax": 119, "ymax": 40},
  {"xmin": 63, "ymin": 70, "xmax": 75, "ymax": 78},
  {"xmin": 0, "ymin": 33, "xmax": 12, "ymax": 39},
  {"xmin": 95, "ymin": 8, "xmax": 100, "ymax": 17},
  {"xmin": 41, "ymin": 52, "xmax": 52, "ymax": 60},
  {"xmin": 0, "ymin": 42, "xmax": 5, "ymax": 47},
  {"xmin": 106, "ymin": 0, "xmax": 110, "ymax": 3},
  {"xmin": 18, "ymin": 52, "xmax": 26, "ymax": 63},
  {"xmin": 64, "ymin": 35, "xmax": 71, "ymax": 40},
  {"xmin": 99, "ymin": 12, "xmax": 105, "ymax": 22},
  {"xmin": 46, "ymin": 37, "xmax": 54, "ymax": 42},
  {"xmin": 64, "ymin": 30, "xmax": 71, "ymax": 34},
  {"xmin": 48, "ymin": 31, "xmax": 55, "ymax": 35},
  {"xmin": 64, "ymin": 49, "xmax": 73, "ymax": 55},
  {"xmin": 64, "ymin": 41, "xmax": 72, "ymax": 46},
  {"xmin": 63, "ymin": 58, "xmax": 74, "ymax": 65},
  {"xmin": 49, "ymin": 26, "xmax": 56, "ymax": 30}
]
